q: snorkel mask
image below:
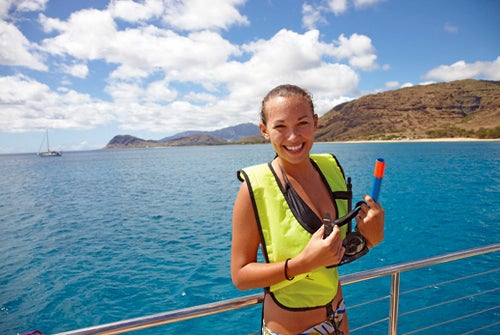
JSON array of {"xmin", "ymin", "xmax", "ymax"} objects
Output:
[{"xmin": 323, "ymin": 201, "xmax": 369, "ymax": 266}]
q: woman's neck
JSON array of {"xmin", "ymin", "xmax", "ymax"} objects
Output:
[{"xmin": 275, "ymin": 157, "xmax": 315, "ymax": 182}]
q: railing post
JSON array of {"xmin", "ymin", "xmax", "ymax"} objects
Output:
[{"xmin": 389, "ymin": 272, "xmax": 400, "ymax": 335}]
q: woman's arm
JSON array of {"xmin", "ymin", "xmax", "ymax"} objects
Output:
[{"xmin": 231, "ymin": 182, "xmax": 287, "ymax": 290}]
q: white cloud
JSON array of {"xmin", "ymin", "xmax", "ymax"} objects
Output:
[
  {"xmin": 40, "ymin": 9, "xmax": 117, "ymax": 59},
  {"xmin": 110, "ymin": 64, "xmax": 150, "ymax": 80},
  {"xmin": 105, "ymin": 78, "xmax": 177, "ymax": 106},
  {"xmin": 302, "ymin": 3, "xmax": 326, "ymax": 30},
  {"xmin": 218, "ymin": 29, "xmax": 360, "ymax": 116},
  {"xmin": 349, "ymin": 53, "xmax": 377, "ymax": 70},
  {"xmin": 0, "ymin": 74, "xmax": 113, "ymax": 132},
  {"xmin": 352, "ymin": 0, "xmax": 383, "ymax": 8},
  {"xmin": 39, "ymin": 13, "xmax": 67, "ymax": 33},
  {"xmin": 1, "ymin": 3, "xmax": 371, "ymax": 137},
  {"xmin": 105, "ymin": 81, "xmax": 145, "ymax": 103},
  {"xmin": 316, "ymin": 95, "xmax": 354, "ymax": 112},
  {"xmin": 0, "ymin": 18, "xmax": 367, "ymax": 135},
  {"xmin": 0, "ymin": 0, "xmax": 47, "ymax": 18},
  {"xmin": 0, "ymin": 2, "xmax": 11, "ymax": 18},
  {"xmin": 423, "ymin": 57, "xmax": 500, "ymax": 81},
  {"xmin": 62, "ymin": 63, "xmax": 89, "ymax": 78},
  {"xmin": 0, "ymin": 21, "xmax": 47, "ymax": 70},
  {"xmin": 384, "ymin": 81, "xmax": 399, "ymax": 89},
  {"xmin": 185, "ymin": 91, "xmax": 218, "ymax": 104},
  {"xmin": 40, "ymin": 9, "xmax": 241, "ymax": 80},
  {"xmin": 328, "ymin": 0, "xmax": 348, "ymax": 15},
  {"xmin": 242, "ymin": 29, "xmax": 326, "ymax": 73},
  {"xmin": 13, "ymin": 0, "xmax": 46, "ymax": 12},
  {"xmin": 145, "ymin": 80, "xmax": 178, "ymax": 103},
  {"xmin": 331, "ymin": 33, "xmax": 378, "ymax": 70},
  {"xmin": 298, "ymin": 64, "xmax": 359, "ymax": 114},
  {"xmin": 325, "ymin": 0, "xmax": 382, "ymax": 15},
  {"xmin": 108, "ymin": 0, "xmax": 163, "ymax": 23},
  {"xmin": 163, "ymin": 0, "xmax": 249, "ymax": 31}
]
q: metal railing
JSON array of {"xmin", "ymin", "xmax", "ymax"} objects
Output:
[{"xmin": 54, "ymin": 243, "xmax": 499, "ymax": 335}]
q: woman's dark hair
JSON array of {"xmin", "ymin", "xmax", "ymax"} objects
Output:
[{"xmin": 260, "ymin": 84, "xmax": 315, "ymax": 125}]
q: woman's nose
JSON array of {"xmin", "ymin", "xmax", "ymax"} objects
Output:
[{"xmin": 287, "ymin": 127, "xmax": 300, "ymax": 140}]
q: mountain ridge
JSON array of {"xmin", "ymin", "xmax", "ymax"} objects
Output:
[
  {"xmin": 105, "ymin": 79, "xmax": 500, "ymax": 149},
  {"xmin": 316, "ymin": 79, "xmax": 500, "ymax": 141},
  {"xmin": 105, "ymin": 123, "xmax": 261, "ymax": 149}
]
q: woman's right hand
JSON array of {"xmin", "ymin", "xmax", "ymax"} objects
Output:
[{"xmin": 294, "ymin": 225, "xmax": 345, "ymax": 273}]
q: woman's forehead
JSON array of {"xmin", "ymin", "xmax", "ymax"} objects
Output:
[{"xmin": 265, "ymin": 96, "xmax": 313, "ymax": 116}]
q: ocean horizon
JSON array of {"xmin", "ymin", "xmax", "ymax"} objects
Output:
[{"xmin": 1, "ymin": 141, "xmax": 498, "ymax": 334}]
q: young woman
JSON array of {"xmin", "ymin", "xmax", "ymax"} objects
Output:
[{"xmin": 231, "ymin": 84, "xmax": 385, "ymax": 335}]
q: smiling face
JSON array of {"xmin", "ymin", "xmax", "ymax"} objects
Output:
[{"xmin": 260, "ymin": 94, "xmax": 318, "ymax": 166}]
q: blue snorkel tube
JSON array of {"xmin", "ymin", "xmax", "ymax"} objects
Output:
[{"xmin": 370, "ymin": 158, "xmax": 385, "ymax": 203}]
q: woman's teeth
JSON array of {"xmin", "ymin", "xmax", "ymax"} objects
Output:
[{"xmin": 286, "ymin": 144, "xmax": 303, "ymax": 152}]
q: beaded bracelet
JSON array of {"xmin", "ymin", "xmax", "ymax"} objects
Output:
[{"xmin": 284, "ymin": 258, "xmax": 294, "ymax": 281}]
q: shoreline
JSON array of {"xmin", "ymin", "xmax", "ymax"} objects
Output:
[
  {"xmin": 1, "ymin": 138, "xmax": 498, "ymax": 155},
  {"xmin": 328, "ymin": 138, "xmax": 500, "ymax": 144}
]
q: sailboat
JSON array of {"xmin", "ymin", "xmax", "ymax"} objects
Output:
[{"xmin": 38, "ymin": 129, "xmax": 62, "ymax": 157}]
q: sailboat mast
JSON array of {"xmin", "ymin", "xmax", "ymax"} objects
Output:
[
  {"xmin": 46, "ymin": 129, "xmax": 50, "ymax": 151},
  {"xmin": 38, "ymin": 129, "xmax": 62, "ymax": 156}
]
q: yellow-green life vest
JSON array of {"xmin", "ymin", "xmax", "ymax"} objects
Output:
[{"xmin": 238, "ymin": 154, "xmax": 350, "ymax": 310}]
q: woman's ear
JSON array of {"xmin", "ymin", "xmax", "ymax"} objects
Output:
[
  {"xmin": 313, "ymin": 114, "xmax": 318, "ymax": 130},
  {"xmin": 259, "ymin": 123, "xmax": 270, "ymax": 140}
]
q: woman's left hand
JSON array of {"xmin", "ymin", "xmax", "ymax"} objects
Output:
[{"xmin": 355, "ymin": 195, "xmax": 385, "ymax": 248}]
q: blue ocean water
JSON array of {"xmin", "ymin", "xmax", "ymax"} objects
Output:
[{"xmin": 0, "ymin": 142, "xmax": 498, "ymax": 335}]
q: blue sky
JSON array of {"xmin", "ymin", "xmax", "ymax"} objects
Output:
[{"xmin": 0, "ymin": 0, "xmax": 499, "ymax": 154}]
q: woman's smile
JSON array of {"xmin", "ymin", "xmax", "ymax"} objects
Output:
[{"xmin": 285, "ymin": 143, "xmax": 304, "ymax": 152}]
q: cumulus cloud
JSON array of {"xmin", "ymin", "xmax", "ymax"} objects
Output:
[
  {"xmin": 384, "ymin": 81, "xmax": 399, "ymax": 89},
  {"xmin": 0, "ymin": 0, "xmax": 47, "ymax": 18},
  {"xmin": 326, "ymin": 0, "xmax": 382, "ymax": 16},
  {"xmin": 302, "ymin": 3, "xmax": 326, "ymax": 30},
  {"xmin": 0, "ymin": 74, "xmax": 113, "ymax": 132},
  {"xmin": 328, "ymin": 0, "xmax": 348, "ymax": 15},
  {"xmin": 108, "ymin": 0, "xmax": 163, "ymax": 23},
  {"xmin": 163, "ymin": 0, "xmax": 249, "ymax": 31},
  {"xmin": 0, "ymin": 0, "xmax": 48, "ymax": 72},
  {"xmin": 352, "ymin": 0, "xmax": 382, "ymax": 8},
  {"xmin": 12, "ymin": 0, "xmax": 46, "ymax": 12},
  {"xmin": 110, "ymin": 64, "xmax": 149, "ymax": 80},
  {"xmin": 242, "ymin": 29, "xmax": 326, "ymax": 73},
  {"xmin": 423, "ymin": 57, "xmax": 500, "ymax": 81},
  {"xmin": 0, "ymin": 21, "xmax": 47, "ymax": 70},
  {"xmin": 61, "ymin": 63, "xmax": 89, "ymax": 78},
  {"xmin": 105, "ymin": 78, "xmax": 178, "ymax": 105},
  {"xmin": 0, "ymin": 0, "xmax": 373, "ymax": 136},
  {"xmin": 331, "ymin": 33, "xmax": 378, "ymax": 70},
  {"xmin": 40, "ymin": 9, "xmax": 117, "ymax": 60},
  {"xmin": 40, "ymin": 9, "xmax": 241, "ymax": 79}
]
